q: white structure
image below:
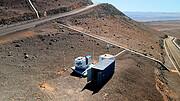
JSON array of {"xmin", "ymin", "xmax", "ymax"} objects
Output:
[
  {"xmin": 75, "ymin": 57, "xmax": 86, "ymax": 69},
  {"xmin": 71, "ymin": 55, "xmax": 92, "ymax": 77},
  {"xmin": 75, "ymin": 56, "xmax": 92, "ymax": 69},
  {"xmin": 99, "ymin": 54, "xmax": 115, "ymax": 62},
  {"xmin": 71, "ymin": 54, "xmax": 115, "ymax": 77}
]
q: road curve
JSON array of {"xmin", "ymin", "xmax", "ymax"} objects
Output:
[
  {"xmin": 0, "ymin": 3, "xmax": 99, "ymax": 37},
  {"xmin": 165, "ymin": 37, "xmax": 180, "ymax": 74}
]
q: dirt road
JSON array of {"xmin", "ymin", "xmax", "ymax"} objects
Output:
[
  {"xmin": 0, "ymin": 3, "xmax": 99, "ymax": 37},
  {"xmin": 165, "ymin": 36, "xmax": 180, "ymax": 74}
]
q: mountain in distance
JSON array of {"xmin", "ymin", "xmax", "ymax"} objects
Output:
[{"xmin": 124, "ymin": 12, "xmax": 180, "ymax": 22}]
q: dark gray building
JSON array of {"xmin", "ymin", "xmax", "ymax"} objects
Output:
[{"xmin": 87, "ymin": 59, "xmax": 115, "ymax": 85}]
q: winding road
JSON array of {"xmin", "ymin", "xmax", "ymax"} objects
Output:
[
  {"xmin": 164, "ymin": 36, "xmax": 180, "ymax": 74},
  {"xmin": 0, "ymin": 3, "xmax": 172, "ymax": 72},
  {"xmin": 0, "ymin": 3, "xmax": 99, "ymax": 37}
]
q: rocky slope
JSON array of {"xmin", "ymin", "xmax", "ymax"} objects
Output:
[
  {"xmin": 58, "ymin": 4, "xmax": 166, "ymax": 62},
  {"xmin": 0, "ymin": 0, "xmax": 92, "ymax": 25},
  {"xmin": 0, "ymin": 22, "xmax": 164, "ymax": 101},
  {"xmin": 0, "ymin": 1, "xmax": 178, "ymax": 101}
]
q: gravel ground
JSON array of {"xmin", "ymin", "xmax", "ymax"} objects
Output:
[
  {"xmin": 0, "ymin": 23, "xmax": 164, "ymax": 101},
  {"xmin": 57, "ymin": 4, "xmax": 165, "ymax": 62},
  {"xmin": 0, "ymin": 23, "xmax": 121, "ymax": 100},
  {"xmin": 0, "ymin": 2, "xmax": 179, "ymax": 101},
  {"xmin": 0, "ymin": 3, "xmax": 179, "ymax": 100}
]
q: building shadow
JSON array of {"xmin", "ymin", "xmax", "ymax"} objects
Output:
[
  {"xmin": 70, "ymin": 71, "xmax": 84, "ymax": 78},
  {"xmin": 81, "ymin": 73, "xmax": 114, "ymax": 95}
]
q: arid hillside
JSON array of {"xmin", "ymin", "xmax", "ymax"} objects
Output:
[
  {"xmin": 0, "ymin": 0, "xmax": 92, "ymax": 25},
  {"xmin": 143, "ymin": 20, "xmax": 180, "ymax": 39},
  {"xmin": 0, "ymin": 22, "xmax": 165, "ymax": 101},
  {"xmin": 34, "ymin": 0, "xmax": 92, "ymax": 12},
  {"xmin": 0, "ymin": 2, "xmax": 179, "ymax": 101},
  {"xmin": 163, "ymin": 29, "xmax": 180, "ymax": 39},
  {"xmin": 58, "ymin": 4, "xmax": 166, "ymax": 61}
]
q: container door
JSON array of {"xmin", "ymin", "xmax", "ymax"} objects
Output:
[
  {"xmin": 97, "ymin": 72, "xmax": 102, "ymax": 85},
  {"xmin": 87, "ymin": 68, "xmax": 91, "ymax": 82}
]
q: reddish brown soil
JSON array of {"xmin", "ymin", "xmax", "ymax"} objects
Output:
[
  {"xmin": 147, "ymin": 25, "xmax": 180, "ymax": 31},
  {"xmin": 163, "ymin": 29, "xmax": 180, "ymax": 39},
  {"xmin": 143, "ymin": 20, "xmax": 180, "ymax": 100},
  {"xmin": 143, "ymin": 20, "xmax": 180, "ymax": 38},
  {"xmin": 0, "ymin": 22, "xmax": 165, "ymax": 101},
  {"xmin": 0, "ymin": 0, "xmax": 92, "ymax": 25},
  {"xmin": 1, "ymin": 2, "xmax": 179, "ymax": 101},
  {"xmin": 34, "ymin": 0, "xmax": 92, "ymax": 11},
  {"xmin": 58, "ymin": 4, "xmax": 166, "ymax": 62}
]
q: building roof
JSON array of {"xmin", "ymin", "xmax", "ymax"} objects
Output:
[
  {"xmin": 93, "ymin": 59, "xmax": 114, "ymax": 70},
  {"xmin": 86, "ymin": 55, "xmax": 92, "ymax": 59},
  {"xmin": 100, "ymin": 54, "xmax": 114, "ymax": 58}
]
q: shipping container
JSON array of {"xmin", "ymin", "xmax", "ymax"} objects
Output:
[{"xmin": 87, "ymin": 59, "xmax": 115, "ymax": 85}]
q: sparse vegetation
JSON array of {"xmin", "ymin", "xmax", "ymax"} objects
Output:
[
  {"xmin": 160, "ymin": 52, "xmax": 165, "ymax": 63},
  {"xmin": 175, "ymin": 39, "xmax": 180, "ymax": 46},
  {"xmin": 161, "ymin": 34, "xmax": 168, "ymax": 39},
  {"xmin": 159, "ymin": 39, "xmax": 164, "ymax": 49}
]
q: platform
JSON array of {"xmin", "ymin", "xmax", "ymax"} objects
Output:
[{"xmin": 71, "ymin": 64, "xmax": 94, "ymax": 77}]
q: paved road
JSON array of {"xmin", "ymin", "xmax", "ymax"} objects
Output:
[
  {"xmin": 165, "ymin": 37, "xmax": 180, "ymax": 74},
  {"xmin": 0, "ymin": 3, "xmax": 99, "ymax": 37}
]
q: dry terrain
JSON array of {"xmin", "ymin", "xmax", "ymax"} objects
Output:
[
  {"xmin": 144, "ymin": 19, "xmax": 180, "ymax": 101},
  {"xmin": 0, "ymin": 22, "xmax": 166, "ymax": 101},
  {"xmin": 0, "ymin": 0, "xmax": 92, "ymax": 25},
  {"xmin": 0, "ymin": 2, "xmax": 180, "ymax": 101},
  {"xmin": 163, "ymin": 29, "xmax": 180, "ymax": 39},
  {"xmin": 143, "ymin": 20, "xmax": 180, "ymax": 39},
  {"xmin": 58, "ymin": 4, "xmax": 166, "ymax": 62},
  {"xmin": 124, "ymin": 12, "xmax": 180, "ymax": 22}
]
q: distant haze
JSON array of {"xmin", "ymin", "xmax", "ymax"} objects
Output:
[
  {"xmin": 92, "ymin": 0, "xmax": 180, "ymax": 13},
  {"xmin": 92, "ymin": 0, "xmax": 180, "ymax": 22},
  {"xmin": 124, "ymin": 12, "xmax": 180, "ymax": 22}
]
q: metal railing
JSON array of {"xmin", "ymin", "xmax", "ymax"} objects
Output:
[{"xmin": 28, "ymin": 0, "xmax": 40, "ymax": 18}]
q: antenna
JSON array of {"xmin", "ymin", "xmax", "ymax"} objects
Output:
[
  {"xmin": 107, "ymin": 43, "xmax": 109, "ymax": 53},
  {"xmin": 63, "ymin": 51, "xmax": 65, "ymax": 68}
]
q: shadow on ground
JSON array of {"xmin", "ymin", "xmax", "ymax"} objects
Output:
[
  {"xmin": 81, "ymin": 74, "xmax": 114, "ymax": 95},
  {"xmin": 70, "ymin": 71, "xmax": 84, "ymax": 78}
]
